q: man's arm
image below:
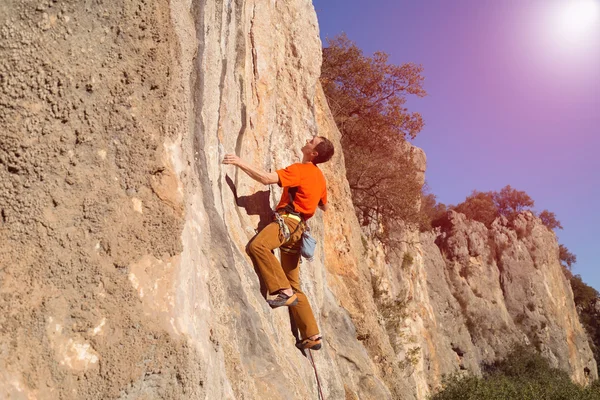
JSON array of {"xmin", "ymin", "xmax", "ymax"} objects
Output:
[
  {"xmin": 318, "ymin": 198, "xmax": 328, "ymax": 212},
  {"xmin": 223, "ymin": 154, "xmax": 279, "ymax": 185}
]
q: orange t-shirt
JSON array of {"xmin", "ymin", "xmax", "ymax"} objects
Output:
[{"xmin": 275, "ymin": 163, "xmax": 327, "ymax": 220}]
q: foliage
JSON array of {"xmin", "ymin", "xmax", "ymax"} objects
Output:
[
  {"xmin": 321, "ymin": 34, "xmax": 426, "ymax": 141},
  {"xmin": 539, "ymin": 209, "xmax": 563, "ymax": 231},
  {"xmin": 492, "ymin": 185, "xmax": 535, "ymax": 219},
  {"xmin": 450, "ymin": 186, "xmax": 567, "ymax": 235},
  {"xmin": 401, "ymin": 346, "xmax": 421, "ymax": 368},
  {"xmin": 430, "ymin": 346, "xmax": 600, "ymax": 400},
  {"xmin": 379, "ymin": 298, "xmax": 408, "ymax": 333},
  {"xmin": 321, "ymin": 34, "xmax": 426, "ymax": 242},
  {"xmin": 451, "ymin": 185, "xmax": 537, "ymax": 228},
  {"xmin": 570, "ymin": 274, "xmax": 600, "ymax": 372},
  {"xmin": 418, "ymin": 189, "xmax": 448, "ymax": 232},
  {"xmin": 560, "ymin": 244, "xmax": 578, "ymax": 270},
  {"xmin": 402, "ymin": 252, "xmax": 414, "ymax": 270},
  {"xmin": 571, "ymin": 274, "xmax": 600, "ymax": 307},
  {"xmin": 453, "ymin": 190, "xmax": 498, "ymax": 228}
]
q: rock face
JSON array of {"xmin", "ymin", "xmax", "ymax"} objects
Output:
[
  {"xmin": 369, "ymin": 210, "xmax": 598, "ymax": 397},
  {"xmin": 0, "ymin": 0, "xmax": 596, "ymax": 399},
  {"xmin": 1, "ymin": 0, "xmax": 400, "ymax": 398},
  {"xmin": 432, "ymin": 210, "xmax": 595, "ymax": 380}
]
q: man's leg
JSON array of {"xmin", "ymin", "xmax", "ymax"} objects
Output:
[
  {"xmin": 247, "ymin": 221, "xmax": 291, "ymax": 295},
  {"xmin": 281, "ymin": 250, "xmax": 320, "ymax": 340}
]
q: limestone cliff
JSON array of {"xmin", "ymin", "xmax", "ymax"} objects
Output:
[
  {"xmin": 369, "ymin": 210, "xmax": 598, "ymax": 397},
  {"xmin": 1, "ymin": 0, "xmax": 401, "ymax": 398},
  {"xmin": 0, "ymin": 0, "xmax": 596, "ymax": 399}
]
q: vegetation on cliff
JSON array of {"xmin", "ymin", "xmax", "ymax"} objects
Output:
[
  {"xmin": 424, "ymin": 184, "xmax": 578, "ymax": 268},
  {"xmin": 321, "ymin": 35, "xmax": 599, "ymax": 383},
  {"xmin": 431, "ymin": 347, "xmax": 600, "ymax": 400},
  {"xmin": 568, "ymin": 271, "xmax": 600, "ymax": 372},
  {"xmin": 429, "ymin": 184, "xmax": 600, "ymax": 373},
  {"xmin": 321, "ymin": 34, "xmax": 426, "ymax": 243},
  {"xmin": 428, "ymin": 185, "xmax": 554, "ymax": 230}
]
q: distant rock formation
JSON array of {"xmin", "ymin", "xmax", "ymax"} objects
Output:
[
  {"xmin": 0, "ymin": 0, "xmax": 595, "ymax": 399},
  {"xmin": 369, "ymin": 210, "xmax": 597, "ymax": 397}
]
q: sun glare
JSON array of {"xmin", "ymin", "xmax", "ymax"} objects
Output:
[{"xmin": 548, "ymin": 0, "xmax": 600, "ymax": 48}]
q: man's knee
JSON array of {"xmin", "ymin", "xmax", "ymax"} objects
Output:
[
  {"xmin": 247, "ymin": 238, "xmax": 265, "ymax": 257},
  {"xmin": 245, "ymin": 239, "xmax": 254, "ymax": 257}
]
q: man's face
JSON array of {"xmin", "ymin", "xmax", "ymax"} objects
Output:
[{"xmin": 302, "ymin": 136, "xmax": 322, "ymax": 157}]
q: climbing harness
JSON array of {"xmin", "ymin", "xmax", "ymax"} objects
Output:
[
  {"xmin": 275, "ymin": 187, "xmax": 318, "ymax": 261},
  {"xmin": 274, "ymin": 212, "xmax": 291, "ymax": 242},
  {"xmin": 308, "ymin": 349, "xmax": 325, "ymax": 400},
  {"xmin": 274, "ymin": 212, "xmax": 315, "ymax": 261}
]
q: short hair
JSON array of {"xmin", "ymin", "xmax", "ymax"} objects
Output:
[{"xmin": 313, "ymin": 136, "xmax": 335, "ymax": 164}]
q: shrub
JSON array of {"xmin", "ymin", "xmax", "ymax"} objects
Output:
[
  {"xmin": 431, "ymin": 346, "xmax": 600, "ymax": 400},
  {"xmin": 570, "ymin": 274, "xmax": 600, "ymax": 372},
  {"xmin": 402, "ymin": 252, "xmax": 414, "ymax": 270}
]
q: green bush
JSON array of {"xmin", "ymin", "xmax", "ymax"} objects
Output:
[
  {"xmin": 402, "ymin": 252, "xmax": 414, "ymax": 270},
  {"xmin": 569, "ymin": 274, "xmax": 600, "ymax": 373},
  {"xmin": 430, "ymin": 346, "xmax": 600, "ymax": 400}
]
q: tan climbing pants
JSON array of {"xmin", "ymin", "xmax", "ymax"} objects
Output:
[{"xmin": 247, "ymin": 215, "xmax": 319, "ymax": 340}]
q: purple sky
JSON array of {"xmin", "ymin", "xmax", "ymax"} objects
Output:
[{"xmin": 313, "ymin": 0, "xmax": 600, "ymax": 290}]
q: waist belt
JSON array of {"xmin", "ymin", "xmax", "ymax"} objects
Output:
[{"xmin": 281, "ymin": 213, "xmax": 302, "ymax": 222}]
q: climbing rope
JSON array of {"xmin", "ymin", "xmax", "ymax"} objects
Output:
[{"xmin": 307, "ymin": 349, "xmax": 325, "ymax": 400}]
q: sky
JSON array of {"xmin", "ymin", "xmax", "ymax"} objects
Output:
[{"xmin": 313, "ymin": 0, "xmax": 600, "ymax": 290}]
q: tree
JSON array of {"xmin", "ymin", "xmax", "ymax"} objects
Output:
[
  {"xmin": 321, "ymin": 34, "xmax": 426, "ymax": 141},
  {"xmin": 451, "ymin": 185, "xmax": 535, "ymax": 228},
  {"xmin": 538, "ymin": 209, "xmax": 563, "ymax": 231},
  {"xmin": 418, "ymin": 188, "xmax": 447, "ymax": 232},
  {"xmin": 453, "ymin": 190, "xmax": 498, "ymax": 228},
  {"xmin": 571, "ymin": 274, "xmax": 599, "ymax": 308},
  {"xmin": 321, "ymin": 34, "xmax": 427, "ymax": 240},
  {"xmin": 492, "ymin": 185, "xmax": 535, "ymax": 219},
  {"xmin": 569, "ymin": 274, "xmax": 600, "ymax": 372},
  {"xmin": 559, "ymin": 244, "xmax": 577, "ymax": 270}
]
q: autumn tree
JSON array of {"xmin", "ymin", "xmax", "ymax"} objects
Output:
[
  {"xmin": 451, "ymin": 185, "xmax": 537, "ymax": 228},
  {"xmin": 418, "ymin": 188, "xmax": 447, "ymax": 231},
  {"xmin": 538, "ymin": 209, "xmax": 563, "ymax": 231},
  {"xmin": 453, "ymin": 190, "xmax": 498, "ymax": 228},
  {"xmin": 492, "ymin": 185, "xmax": 535, "ymax": 219},
  {"xmin": 321, "ymin": 34, "xmax": 427, "ymax": 240},
  {"xmin": 559, "ymin": 244, "xmax": 577, "ymax": 270},
  {"xmin": 321, "ymin": 34, "xmax": 426, "ymax": 141}
]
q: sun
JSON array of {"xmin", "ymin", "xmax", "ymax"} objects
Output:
[{"xmin": 548, "ymin": 0, "xmax": 600, "ymax": 47}]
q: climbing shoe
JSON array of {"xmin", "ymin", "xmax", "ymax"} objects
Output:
[
  {"xmin": 267, "ymin": 292, "xmax": 298, "ymax": 308},
  {"xmin": 296, "ymin": 336, "xmax": 322, "ymax": 351}
]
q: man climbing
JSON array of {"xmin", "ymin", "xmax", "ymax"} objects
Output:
[{"xmin": 222, "ymin": 135, "xmax": 334, "ymax": 351}]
